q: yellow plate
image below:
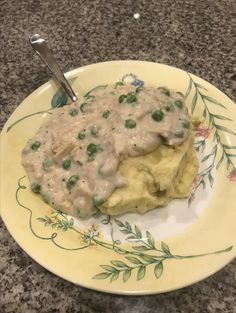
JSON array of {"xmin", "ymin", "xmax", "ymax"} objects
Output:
[{"xmin": 1, "ymin": 61, "xmax": 235, "ymax": 295}]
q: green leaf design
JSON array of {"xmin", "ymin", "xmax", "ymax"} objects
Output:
[
  {"xmin": 38, "ymin": 215, "xmax": 54, "ymax": 227},
  {"xmin": 201, "ymin": 153, "xmax": 213, "ymax": 163},
  {"xmin": 125, "ymin": 221, "xmax": 132, "ymax": 231},
  {"xmin": 184, "ymin": 77, "xmax": 192, "ymax": 99},
  {"xmin": 202, "ymin": 95, "xmax": 226, "ymax": 109},
  {"xmin": 216, "ymin": 153, "xmax": 224, "ymax": 170},
  {"xmin": 110, "ymin": 260, "xmax": 128, "ymax": 268},
  {"xmin": 214, "ymin": 125, "xmax": 236, "ymax": 136},
  {"xmin": 110, "ymin": 272, "xmax": 119, "ymax": 282},
  {"xmin": 191, "ymin": 91, "xmax": 198, "ymax": 114},
  {"xmin": 37, "ymin": 217, "xmax": 47, "ymax": 223},
  {"xmin": 200, "ymin": 179, "xmax": 206, "ymax": 189},
  {"xmin": 201, "ymin": 145, "xmax": 217, "ymax": 163},
  {"xmin": 93, "ymin": 272, "xmax": 112, "ymax": 280},
  {"xmin": 223, "ymin": 145, "xmax": 236, "ymax": 150},
  {"xmin": 201, "ymin": 140, "xmax": 206, "ymax": 153},
  {"xmin": 51, "ymin": 89, "xmax": 68, "ymax": 108},
  {"xmin": 134, "ymin": 225, "xmax": 142, "ymax": 239},
  {"xmin": 212, "ymin": 114, "xmax": 232, "ymax": 121},
  {"xmin": 126, "ymin": 235, "xmax": 138, "ymax": 240},
  {"xmin": 133, "ymin": 245, "xmax": 150, "ymax": 252},
  {"xmin": 195, "ymin": 139, "xmax": 207, "ymax": 154},
  {"xmin": 7, "ymin": 110, "xmax": 53, "ymax": 133},
  {"xmin": 114, "ymin": 246, "xmax": 128, "ymax": 255},
  {"xmin": 123, "ymin": 269, "xmax": 131, "ymax": 282},
  {"xmin": 126, "ymin": 256, "xmax": 143, "ymax": 265},
  {"xmin": 115, "ymin": 219, "xmax": 125, "ymax": 228},
  {"xmin": 137, "ymin": 265, "xmax": 146, "ymax": 280},
  {"xmin": 100, "ymin": 265, "xmax": 117, "ymax": 273},
  {"xmin": 154, "ymin": 261, "xmax": 163, "ymax": 279},
  {"xmin": 186, "ymin": 74, "xmax": 236, "ymax": 196},
  {"xmin": 51, "ymin": 77, "xmax": 77, "ymax": 108},
  {"xmin": 139, "ymin": 254, "xmax": 156, "ymax": 263},
  {"xmin": 84, "ymin": 85, "xmax": 107, "ymax": 99},
  {"xmin": 146, "ymin": 230, "xmax": 155, "ymax": 248},
  {"xmin": 120, "ymin": 229, "xmax": 130, "ymax": 235},
  {"xmin": 161, "ymin": 242, "xmax": 171, "ymax": 255},
  {"xmin": 208, "ymin": 172, "xmax": 214, "ymax": 187},
  {"xmin": 45, "ymin": 216, "xmax": 52, "ymax": 222},
  {"xmin": 195, "ymin": 82, "xmax": 208, "ymax": 91}
]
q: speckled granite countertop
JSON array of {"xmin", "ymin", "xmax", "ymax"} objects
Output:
[{"xmin": 0, "ymin": 0, "xmax": 235, "ymax": 312}]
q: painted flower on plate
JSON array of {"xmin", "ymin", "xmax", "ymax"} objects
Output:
[
  {"xmin": 227, "ymin": 170, "xmax": 236, "ymax": 182},
  {"xmin": 196, "ymin": 125, "xmax": 211, "ymax": 138}
]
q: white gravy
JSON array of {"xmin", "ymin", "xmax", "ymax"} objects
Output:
[{"xmin": 22, "ymin": 84, "xmax": 189, "ymax": 218}]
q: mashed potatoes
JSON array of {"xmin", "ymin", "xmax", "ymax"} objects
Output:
[{"xmin": 101, "ymin": 131, "xmax": 198, "ymax": 215}]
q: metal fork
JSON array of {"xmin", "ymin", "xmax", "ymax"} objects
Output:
[{"xmin": 29, "ymin": 34, "xmax": 78, "ymax": 102}]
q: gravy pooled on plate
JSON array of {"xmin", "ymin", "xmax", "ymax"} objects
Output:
[{"xmin": 22, "ymin": 84, "xmax": 189, "ymax": 218}]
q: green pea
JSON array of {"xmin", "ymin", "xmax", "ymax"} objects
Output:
[
  {"xmin": 92, "ymin": 194, "xmax": 104, "ymax": 207},
  {"xmin": 66, "ymin": 175, "xmax": 80, "ymax": 190},
  {"xmin": 158, "ymin": 87, "xmax": 170, "ymax": 96},
  {"xmin": 31, "ymin": 141, "xmax": 41, "ymax": 151},
  {"xmin": 165, "ymin": 103, "xmax": 174, "ymax": 112},
  {"xmin": 80, "ymin": 102, "xmax": 92, "ymax": 113},
  {"xmin": 102, "ymin": 110, "xmax": 111, "ymax": 119},
  {"xmin": 175, "ymin": 130, "xmax": 184, "ymax": 138},
  {"xmin": 78, "ymin": 131, "xmax": 86, "ymax": 140},
  {"xmin": 69, "ymin": 108, "xmax": 79, "ymax": 116},
  {"xmin": 174, "ymin": 100, "xmax": 183, "ymax": 109},
  {"xmin": 87, "ymin": 143, "xmax": 103, "ymax": 161},
  {"xmin": 77, "ymin": 208, "xmax": 81, "ymax": 216},
  {"xmin": 126, "ymin": 92, "xmax": 137, "ymax": 103},
  {"xmin": 62, "ymin": 158, "xmax": 71, "ymax": 170},
  {"xmin": 87, "ymin": 143, "xmax": 103, "ymax": 155},
  {"xmin": 31, "ymin": 182, "xmax": 41, "ymax": 193},
  {"xmin": 125, "ymin": 119, "xmax": 136, "ymax": 129},
  {"xmin": 182, "ymin": 120, "xmax": 190, "ymax": 129},
  {"xmin": 42, "ymin": 158, "xmax": 53, "ymax": 170},
  {"xmin": 90, "ymin": 125, "xmax": 100, "ymax": 137},
  {"xmin": 135, "ymin": 86, "xmax": 144, "ymax": 93},
  {"xmin": 152, "ymin": 110, "xmax": 164, "ymax": 122},
  {"xmin": 119, "ymin": 94, "xmax": 127, "ymax": 103}
]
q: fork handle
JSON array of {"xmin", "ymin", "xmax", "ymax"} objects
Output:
[{"xmin": 29, "ymin": 34, "xmax": 78, "ymax": 102}]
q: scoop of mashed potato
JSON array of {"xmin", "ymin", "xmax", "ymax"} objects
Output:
[{"xmin": 100, "ymin": 131, "xmax": 198, "ymax": 215}]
